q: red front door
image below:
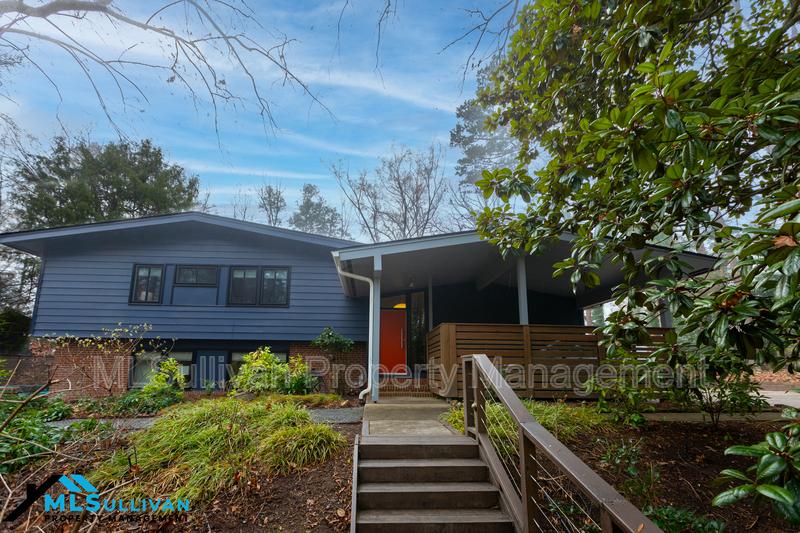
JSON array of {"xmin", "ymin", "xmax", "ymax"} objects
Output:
[{"xmin": 380, "ymin": 309, "xmax": 406, "ymax": 373}]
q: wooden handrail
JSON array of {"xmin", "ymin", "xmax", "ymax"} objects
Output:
[{"xmin": 463, "ymin": 354, "xmax": 662, "ymax": 533}]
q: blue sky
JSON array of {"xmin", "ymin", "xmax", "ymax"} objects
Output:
[{"xmin": 2, "ymin": 1, "xmax": 500, "ymax": 218}]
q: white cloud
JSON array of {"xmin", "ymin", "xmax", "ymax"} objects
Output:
[
  {"xmin": 300, "ymin": 68, "xmax": 460, "ymax": 113},
  {"xmin": 178, "ymin": 159, "xmax": 329, "ymax": 182}
]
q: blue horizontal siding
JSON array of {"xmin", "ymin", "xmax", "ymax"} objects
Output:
[{"xmin": 34, "ymin": 231, "xmax": 368, "ymax": 342}]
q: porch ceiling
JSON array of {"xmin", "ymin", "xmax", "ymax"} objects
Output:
[{"xmin": 335, "ymin": 232, "xmax": 717, "ymax": 307}]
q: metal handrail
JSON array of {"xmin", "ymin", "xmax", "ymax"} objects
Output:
[{"xmin": 462, "ymin": 354, "xmax": 662, "ymax": 533}]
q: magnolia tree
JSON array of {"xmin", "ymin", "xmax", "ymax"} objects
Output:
[{"xmin": 474, "ymin": 0, "xmax": 800, "ymax": 521}]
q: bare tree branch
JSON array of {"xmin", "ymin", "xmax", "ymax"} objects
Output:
[{"xmin": 0, "ymin": 0, "xmax": 331, "ymax": 137}]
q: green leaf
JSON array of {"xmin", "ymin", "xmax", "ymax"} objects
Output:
[
  {"xmin": 719, "ymin": 468, "xmax": 751, "ymax": 482},
  {"xmin": 658, "ymin": 41, "xmax": 673, "ymax": 64},
  {"xmin": 759, "ymin": 199, "xmax": 800, "ymax": 223},
  {"xmin": 757, "ymin": 454, "xmax": 787, "ymax": 479},
  {"xmin": 665, "ymin": 109, "xmax": 683, "ymax": 130},
  {"xmin": 766, "ymin": 432, "xmax": 788, "ymax": 451},
  {"xmin": 725, "ymin": 444, "xmax": 768, "ymax": 457},
  {"xmin": 756, "ymin": 484, "xmax": 796, "ymax": 505},
  {"xmin": 713, "ymin": 485, "xmax": 754, "ymax": 506}
]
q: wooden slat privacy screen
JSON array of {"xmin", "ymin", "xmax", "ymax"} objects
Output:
[{"xmin": 426, "ymin": 323, "xmax": 669, "ymax": 398}]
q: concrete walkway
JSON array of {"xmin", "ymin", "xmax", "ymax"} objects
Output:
[
  {"xmin": 761, "ymin": 389, "xmax": 800, "ymax": 409},
  {"xmin": 363, "ymin": 397, "xmax": 454, "ymax": 436}
]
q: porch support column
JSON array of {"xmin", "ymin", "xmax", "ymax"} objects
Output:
[
  {"xmin": 370, "ymin": 255, "xmax": 382, "ymax": 403},
  {"xmin": 427, "ymin": 273, "xmax": 433, "ymax": 331},
  {"xmin": 659, "ymin": 299, "xmax": 674, "ymax": 328},
  {"xmin": 516, "ymin": 256, "xmax": 529, "ymax": 325}
]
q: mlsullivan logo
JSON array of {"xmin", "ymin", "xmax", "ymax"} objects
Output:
[{"xmin": 5, "ymin": 474, "xmax": 189, "ymax": 522}]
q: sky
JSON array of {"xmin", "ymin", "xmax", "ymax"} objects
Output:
[{"xmin": 0, "ymin": 1, "xmax": 506, "ymax": 221}]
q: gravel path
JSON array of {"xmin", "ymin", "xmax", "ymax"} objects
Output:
[{"xmin": 47, "ymin": 407, "xmax": 363, "ymax": 430}]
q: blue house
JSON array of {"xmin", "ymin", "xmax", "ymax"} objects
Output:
[{"xmin": 0, "ymin": 211, "xmax": 716, "ymax": 401}]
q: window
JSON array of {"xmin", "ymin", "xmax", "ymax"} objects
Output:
[
  {"xmin": 229, "ymin": 268, "xmax": 258, "ymax": 305},
  {"xmin": 228, "ymin": 267, "xmax": 290, "ymax": 306},
  {"xmin": 175, "ymin": 266, "xmax": 217, "ymax": 286},
  {"xmin": 131, "ymin": 352, "xmax": 161, "ymax": 387},
  {"xmin": 131, "ymin": 265, "xmax": 163, "ymax": 303},
  {"xmin": 261, "ymin": 268, "xmax": 289, "ymax": 305},
  {"xmin": 171, "ymin": 352, "xmax": 193, "ymax": 388},
  {"xmin": 230, "ymin": 352, "xmax": 246, "ymax": 377}
]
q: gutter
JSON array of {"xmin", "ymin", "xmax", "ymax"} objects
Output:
[{"xmin": 332, "ymin": 252, "xmax": 374, "ymax": 402}]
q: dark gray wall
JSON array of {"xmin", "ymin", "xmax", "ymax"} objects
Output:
[
  {"xmin": 432, "ymin": 282, "xmax": 582, "ymax": 326},
  {"xmin": 33, "ymin": 225, "xmax": 368, "ymax": 342}
]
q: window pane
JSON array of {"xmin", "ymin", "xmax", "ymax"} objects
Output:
[
  {"xmin": 261, "ymin": 268, "xmax": 288, "ymax": 305},
  {"xmin": 133, "ymin": 266, "xmax": 162, "ymax": 303},
  {"xmin": 132, "ymin": 352, "xmax": 161, "ymax": 387},
  {"xmin": 171, "ymin": 352, "xmax": 193, "ymax": 362},
  {"xmin": 230, "ymin": 268, "xmax": 258, "ymax": 304},
  {"xmin": 147, "ymin": 268, "xmax": 162, "ymax": 302},
  {"xmin": 196, "ymin": 267, "xmax": 217, "ymax": 285},
  {"xmin": 176, "ymin": 267, "xmax": 197, "ymax": 284}
]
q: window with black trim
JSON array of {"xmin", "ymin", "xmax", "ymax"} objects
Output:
[
  {"xmin": 229, "ymin": 267, "xmax": 259, "ymax": 305},
  {"xmin": 227, "ymin": 267, "xmax": 290, "ymax": 306},
  {"xmin": 131, "ymin": 265, "xmax": 163, "ymax": 303},
  {"xmin": 261, "ymin": 268, "xmax": 289, "ymax": 305},
  {"xmin": 175, "ymin": 265, "xmax": 218, "ymax": 286}
]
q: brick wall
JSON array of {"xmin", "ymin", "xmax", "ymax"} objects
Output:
[
  {"xmin": 289, "ymin": 341, "xmax": 367, "ymax": 397},
  {"xmin": 29, "ymin": 339, "xmax": 132, "ymax": 400}
]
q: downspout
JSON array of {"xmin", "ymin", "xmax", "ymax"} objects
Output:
[{"xmin": 333, "ymin": 252, "xmax": 375, "ymax": 401}]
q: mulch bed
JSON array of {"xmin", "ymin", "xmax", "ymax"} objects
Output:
[
  {"xmin": 569, "ymin": 419, "xmax": 789, "ymax": 532},
  {"xmin": 3, "ymin": 424, "xmax": 359, "ymax": 532}
]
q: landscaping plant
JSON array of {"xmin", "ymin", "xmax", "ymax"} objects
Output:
[
  {"xmin": 645, "ymin": 506, "xmax": 726, "ymax": 533},
  {"xmin": 110, "ymin": 357, "xmax": 185, "ymax": 416},
  {"xmin": 713, "ymin": 407, "xmax": 800, "ymax": 524},
  {"xmin": 92, "ymin": 398, "xmax": 344, "ymax": 501},
  {"xmin": 473, "ymin": 0, "xmax": 800, "ymax": 523},
  {"xmin": 230, "ymin": 346, "xmax": 318, "ymax": 395}
]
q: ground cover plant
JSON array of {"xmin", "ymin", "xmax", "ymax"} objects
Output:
[
  {"xmin": 0, "ymin": 393, "xmax": 108, "ymax": 473},
  {"xmin": 92, "ymin": 398, "xmax": 345, "ymax": 501},
  {"xmin": 444, "ymin": 399, "xmax": 610, "ymax": 442}
]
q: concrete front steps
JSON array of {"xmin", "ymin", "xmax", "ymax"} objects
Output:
[{"xmin": 353, "ymin": 436, "xmax": 513, "ymax": 533}]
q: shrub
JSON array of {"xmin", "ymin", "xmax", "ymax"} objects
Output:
[
  {"xmin": 714, "ymin": 407, "xmax": 800, "ymax": 524},
  {"xmin": 646, "ymin": 506, "xmax": 726, "ymax": 533},
  {"xmin": 93, "ymin": 398, "xmax": 344, "ymax": 501},
  {"xmin": 231, "ymin": 347, "xmax": 318, "ymax": 395},
  {"xmin": 311, "ymin": 326, "xmax": 354, "ymax": 355},
  {"xmin": 0, "ymin": 308, "xmax": 30, "ymax": 354},
  {"xmin": 685, "ymin": 374, "xmax": 768, "ymax": 428},
  {"xmin": 111, "ymin": 357, "xmax": 184, "ymax": 416},
  {"xmin": 262, "ymin": 423, "xmax": 346, "ymax": 475}
]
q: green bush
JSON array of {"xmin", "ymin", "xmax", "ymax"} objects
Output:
[
  {"xmin": 263, "ymin": 424, "xmax": 346, "ymax": 474},
  {"xmin": 646, "ymin": 506, "xmax": 726, "ymax": 533},
  {"xmin": 93, "ymin": 398, "xmax": 344, "ymax": 501},
  {"xmin": 0, "ymin": 308, "xmax": 30, "ymax": 354},
  {"xmin": 230, "ymin": 347, "xmax": 318, "ymax": 395},
  {"xmin": 714, "ymin": 407, "xmax": 800, "ymax": 524},
  {"xmin": 101, "ymin": 357, "xmax": 185, "ymax": 416}
]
